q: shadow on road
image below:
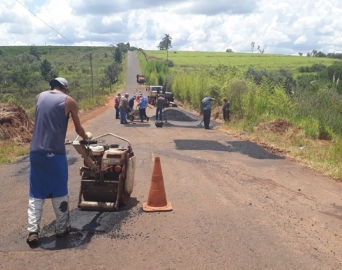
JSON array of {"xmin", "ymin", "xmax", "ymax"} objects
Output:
[
  {"xmin": 38, "ymin": 197, "xmax": 139, "ymax": 250},
  {"xmin": 174, "ymin": 139, "xmax": 284, "ymax": 160},
  {"xmin": 123, "ymin": 123, "xmax": 150, "ymax": 127}
]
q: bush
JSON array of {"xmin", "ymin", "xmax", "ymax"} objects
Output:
[{"xmin": 165, "ymin": 60, "xmax": 174, "ymax": 67}]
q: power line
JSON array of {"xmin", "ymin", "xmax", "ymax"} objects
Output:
[{"xmin": 15, "ymin": 0, "xmax": 73, "ymax": 44}]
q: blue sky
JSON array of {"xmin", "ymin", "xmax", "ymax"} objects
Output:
[
  {"xmin": 1, "ymin": 0, "xmax": 342, "ymax": 55},
  {"xmin": 26, "ymin": 0, "xmax": 46, "ymax": 11}
]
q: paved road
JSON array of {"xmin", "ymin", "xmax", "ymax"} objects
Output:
[{"xmin": 1, "ymin": 51, "xmax": 342, "ymax": 269}]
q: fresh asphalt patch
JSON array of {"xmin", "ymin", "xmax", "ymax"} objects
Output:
[
  {"xmin": 38, "ymin": 198, "xmax": 141, "ymax": 250},
  {"xmin": 174, "ymin": 139, "xmax": 284, "ymax": 159}
]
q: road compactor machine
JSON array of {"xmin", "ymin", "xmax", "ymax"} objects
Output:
[{"xmin": 72, "ymin": 133, "xmax": 136, "ymax": 211}]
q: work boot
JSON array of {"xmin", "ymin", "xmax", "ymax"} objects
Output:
[
  {"xmin": 56, "ymin": 225, "xmax": 72, "ymax": 238},
  {"xmin": 26, "ymin": 232, "xmax": 39, "ymax": 244}
]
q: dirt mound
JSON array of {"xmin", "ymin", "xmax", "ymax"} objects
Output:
[
  {"xmin": 0, "ymin": 104, "xmax": 34, "ymax": 143},
  {"xmin": 257, "ymin": 118, "xmax": 292, "ymax": 134}
]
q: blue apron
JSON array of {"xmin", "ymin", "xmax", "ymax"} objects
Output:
[{"xmin": 29, "ymin": 152, "xmax": 68, "ymax": 199}]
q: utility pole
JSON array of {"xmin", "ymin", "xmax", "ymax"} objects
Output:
[{"xmin": 90, "ymin": 53, "xmax": 94, "ymax": 98}]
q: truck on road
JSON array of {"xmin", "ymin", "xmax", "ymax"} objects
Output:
[
  {"xmin": 136, "ymin": 74, "xmax": 146, "ymax": 84},
  {"xmin": 146, "ymin": 85, "xmax": 175, "ymax": 107}
]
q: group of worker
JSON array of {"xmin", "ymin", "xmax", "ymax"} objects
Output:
[
  {"xmin": 114, "ymin": 92, "xmax": 149, "ymax": 124},
  {"xmin": 114, "ymin": 92, "xmax": 230, "ymax": 129},
  {"xmin": 201, "ymin": 96, "xmax": 230, "ymax": 129},
  {"xmin": 114, "ymin": 92, "xmax": 167, "ymax": 123}
]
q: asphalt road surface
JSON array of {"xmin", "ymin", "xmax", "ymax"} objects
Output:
[{"xmin": 1, "ymin": 51, "xmax": 342, "ymax": 270}]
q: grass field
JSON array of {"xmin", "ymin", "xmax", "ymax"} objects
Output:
[{"xmin": 141, "ymin": 50, "xmax": 336, "ymax": 73}]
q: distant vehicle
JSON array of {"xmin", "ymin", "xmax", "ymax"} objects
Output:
[
  {"xmin": 136, "ymin": 74, "xmax": 145, "ymax": 84},
  {"xmin": 146, "ymin": 85, "xmax": 175, "ymax": 107}
]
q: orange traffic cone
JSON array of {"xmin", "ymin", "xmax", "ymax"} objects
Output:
[{"xmin": 143, "ymin": 157, "xmax": 172, "ymax": 212}]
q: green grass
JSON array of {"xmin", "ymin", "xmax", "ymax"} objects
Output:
[
  {"xmin": 141, "ymin": 50, "xmax": 335, "ymax": 73},
  {"xmin": 0, "ymin": 141, "xmax": 29, "ymax": 163}
]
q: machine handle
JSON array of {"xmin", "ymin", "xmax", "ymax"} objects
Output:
[{"xmin": 79, "ymin": 140, "xmax": 98, "ymax": 145}]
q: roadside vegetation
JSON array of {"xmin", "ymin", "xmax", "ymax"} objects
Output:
[
  {"xmin": 1, "ymin": 43, "xmax": 342, "ymax": 180},
  {"xmin": 138, "ymin": 49, "xmax": 342, "ymax": 180},
  {"xmin": 0, "ymin": 43, "xmax": 135, "ymax": 163}
]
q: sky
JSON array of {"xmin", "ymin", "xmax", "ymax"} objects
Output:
[{"xmin": 1, "ymin": 0, "xmax": 342, "ymax": 55}]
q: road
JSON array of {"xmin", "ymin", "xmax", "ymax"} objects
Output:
[{"xmin": 1, "ymin": 51, "xmax": 342, "ymax": 270}]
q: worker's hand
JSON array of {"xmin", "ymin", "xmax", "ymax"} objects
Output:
[
  {"xmin": 85, "ymin": 132, "xmax": 93, "ymax": 140},
  {"xmin": 65, "ymin": 139, "xmax": 72, "ymax": 145}
]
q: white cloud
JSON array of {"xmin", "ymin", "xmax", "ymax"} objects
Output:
[
  {"xmin": 0, "ymin": 0, "xmax": 341, "ymax": 54},
  {"xmin": 294, "ymin": 35, "xmax": 307, "ymax": 44}
]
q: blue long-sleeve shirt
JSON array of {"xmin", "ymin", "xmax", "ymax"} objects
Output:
[
  {"xmin": 138, "ymin": 96, "xmax": 148, "ymax": 109},
  {"xmin": 202, "ymin": 97, "xmax": 214, "ymax": 111}
]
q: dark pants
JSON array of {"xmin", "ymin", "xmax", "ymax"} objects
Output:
[
  {"xmin": 203, "ymin": 110, "xmax": 211, "ymax": 129},
  {"xmin": 139, "ymin": 108, "xmax": 149, "ymax": 122},
  {"xmin": 156, "ymin": 107, "xmax": 163, "ymax": 120},
  {"xmin": 115, "ymin": 106, "xmax": 120, "ymax": 119},
  {"xmin": 223, "ymin": 110, "xmax": 230, "ymax": 121}
]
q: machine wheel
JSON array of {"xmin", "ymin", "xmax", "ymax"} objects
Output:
[{"xmin": 119, "ymin": 174, "xmax": 130, "ymax": 206}]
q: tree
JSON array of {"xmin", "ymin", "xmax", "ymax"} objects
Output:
[
  {"xmin": 157, "ymin": 41, "xmax": 166, "ymax": 50},
  {"xmin": 226, "ymin": 48, "xmax": 233, "ymax": 53},
  {"xmin": 40, "ymin": 59, "xmax": 52, "ymax": 81},
  {"xmin": 114, "ymin": 48, "xmax": 123, "ymax": 63},
  {"xmin": 316, "ymin": 51, "xmax": 326, "ymax": 57},
  {"xmin": 11, "ymin": 64, "xmax": 31, "ymax": 88},
  {"xmin": 158, "ymin": 34, "xmax": 172, "ymax": 60},
  {"xmin": 116, "ymin": 42, "xmax": 129, "ymax": 53},
  {"xmin": 104, "ymin": 62, "xmax": 122, "ymax": 91},
  {"xmin": 299, "ymin": 52, "xmax": 303, "ymax": 56},
  {"xmin": 29, "ymin": 45, "xmax": 40, "ymax": 60},
  {"xmin": 251, "ymin": 42, "xmax": 255, "ymax": 53},
  {"xmin": 257, "ymin": 45, "xmax": 265, "ymax": 54}
]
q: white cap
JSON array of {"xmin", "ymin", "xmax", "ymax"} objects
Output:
[{"xmin": 50, "ymin": 77, "xmax": 69, "ymax": 88}]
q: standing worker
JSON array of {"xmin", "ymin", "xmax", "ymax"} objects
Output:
[
  {"xmin": 27, "ymin": 77, "xmax": 91, "ymax": 245},
  {"xmin": 114, "ymin": 93, "xmax": 121, "ymax": 119},
  {"xmin": 155, "ymin": 94, "xmax": 166, "ymax": 121},
  {"xmin": 137, "ymin": 93, "xmax": 149, "ymax": 122},
  {"xmin": 128, "ymin": 95, "xmax": 136, "ymax": 111},
  {"xmin": 119, "ymin": 93, "xmax": 129, "ymax": 124},
  {"xmin": 222, "ymin": 97, "xmax": 230, "ymax": 122},
  {"xmin": 202, "ymin": 96, "xmax": 216, "ymax": 129}
]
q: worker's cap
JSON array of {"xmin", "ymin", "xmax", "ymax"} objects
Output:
[
  {"xmin": 223, "ymin": 97, "xmax": 228, "ymax": 101},
  {"xmin": 50, "ymin": 77, "xmax": 68, "ymax": 88}
]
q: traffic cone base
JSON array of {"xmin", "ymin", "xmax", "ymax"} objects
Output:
[
  {"xmin": 143, "ymin": 157, "xmax": 172, "ymax": 212},
  {"xmin": 142, "ymin": 202, "xmax": 172, "ymax": 212}
]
